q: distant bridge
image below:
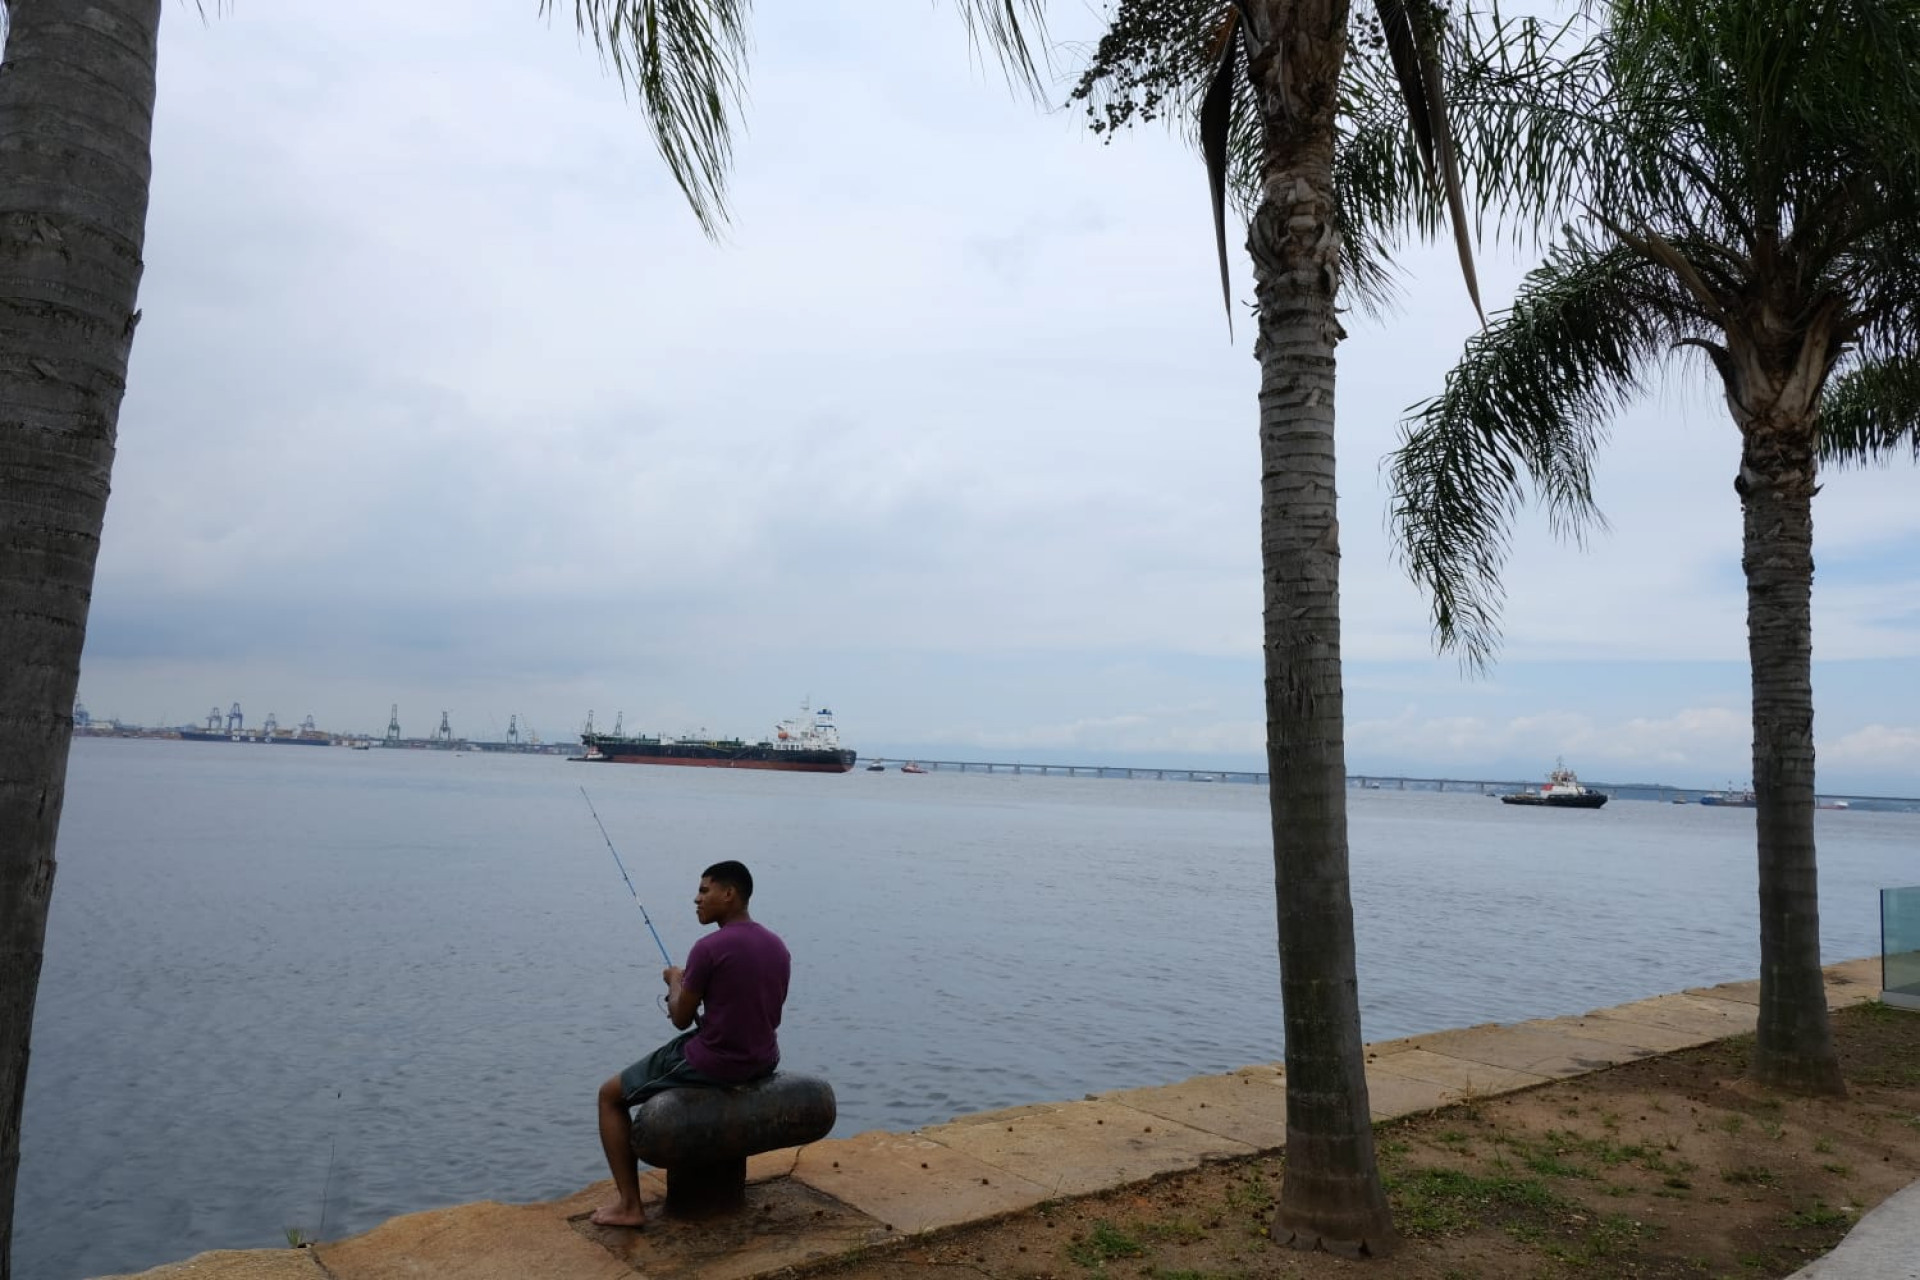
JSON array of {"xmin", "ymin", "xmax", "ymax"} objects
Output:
[
  {"xmin": 877, "ymin": 759, "xmax": 1531, "ymax": 788},
  {"xmin": 869, "ymin": 760, "xmax": 1911, "ymax": 807}
]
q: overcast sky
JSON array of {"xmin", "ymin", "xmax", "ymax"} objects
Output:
[{"xmin": 73, "ymin": 0, "xmax": 1920, "ymax": 794}]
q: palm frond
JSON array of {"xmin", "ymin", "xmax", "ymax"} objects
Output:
[
  {"xmin": 1817, "ymin": 355, "xmax": 1920, "ymax": 468},
  {"xmin": 952, "ymin": 0, "xmax": 1051, "ymax": 98},
  {"xmin": 551, "ymin": 0, "xmax": 753, "ymax": 236},
  {"xmin": 554, "ymin": 0, "xmax": 1044, "ymax": 235},
  {"xmin": 1199, "ymin": 8, "xmax": 1241, "ymax": 334},
  {"xmin": 1389, "ymin": 232, "xmax": 1696, "ymax": 666},
  {"xmin": 1374, "ymin": 0, "xmax": 1482, "ymax": 318}
]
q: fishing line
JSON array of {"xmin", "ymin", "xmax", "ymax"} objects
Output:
[
  {"xmin": 316, "ymin": 1089, "xmax": 341, "ymax": 1243},
  {"xmin": 581, "ymin": 786, "xmax": 674, "ymax": 967}
]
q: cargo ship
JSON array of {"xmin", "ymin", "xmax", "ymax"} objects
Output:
[
  {"xmin": 177, "ymin": 707, "xmax": 334, "ymax": 746},
  {"xmin": 579, "ymin": 703, "xmax": 857, "ymax": 773}
]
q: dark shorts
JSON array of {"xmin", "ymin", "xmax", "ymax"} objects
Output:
[{"xmin": 618, "ymin": 1030, "xmax": 724, "ymax": 1107}]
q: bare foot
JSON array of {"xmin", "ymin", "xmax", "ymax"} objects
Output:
[{"xmin": 590, "ymin": 1203, "xmax": 646, "ymax": 1229}]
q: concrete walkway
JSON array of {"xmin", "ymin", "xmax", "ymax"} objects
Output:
[
  {"xmin": 1788, "ymin": 1178, "xmax": 1920, "ymax": 1279},
  {"xmin": 109, "ymin": 958, "xmax": 1905, "ymax": 1280}
]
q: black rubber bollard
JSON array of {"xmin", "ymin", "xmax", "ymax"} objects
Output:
[{"xmin": 631, "ymin": 1073, "xmax": 836, "ymax": 1218}]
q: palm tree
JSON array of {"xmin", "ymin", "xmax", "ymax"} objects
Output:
[
  {"xmin": 0, "ymin": 4, "xmax": 1037, "ymax": 1272},
  {"xmin": 1075, "ymin": 0, "xmax": 1479, "ymax": 1254},
  {"xmin": 1387, "ymin": 0, "xmax": 1920, "ymax": 1095}
]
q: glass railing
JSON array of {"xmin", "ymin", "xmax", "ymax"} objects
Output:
[{"xmin": 1884, "ymin": 886, "xmax": 1920, "ymax": 1009}]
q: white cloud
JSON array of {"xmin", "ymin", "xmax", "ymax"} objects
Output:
[{"xmin": 69, "ymin": 0, "xmax": 1920, "ymax": 795}]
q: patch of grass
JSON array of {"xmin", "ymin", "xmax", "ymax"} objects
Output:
[
  {"xmin": 1523, "ymin": 1149, "xmax": 1593, "ymax": 1180},
  {"xmin": 1853, "ymin": 1062, "xmax": 1920, "ymax": 1087},
  {"xmin": 1854, "ymin": 999, "xmax": 1907, "ymax": 1023},
  {"xmin": 1722, "ymin": 1165, "xmax": 1779, "ymax": 1188},
  {"xmin": 1143, "ymin": 1218, "xmax": 1206, "ymax": 1244},
  {"xmin": 1719, "ymin": 1114, "xmax": 1747, "ymax": 1136},
  {"xmin": 1066, "ymin": 1220, "xmax": 1145, "ymax": 1269},
  {"xmin": 283, "ymin": 1227, "xmax": 310, "ymax": 1249},
  {"xmin": 1821, "ymin": 1162, "xmax": 1852, "ymax": 1177},
  {"xmin": 1784, "ymin": 1201, "xmax": 1854, "ymax": 1230},
  {"xmin": 1813, "ymin": 1135, "xmax": 1836, "ymax": 1154},
  {"xmin": 1385, "ymin": 1166, "xmax": 1567, "ymax": 1239},
  {"xmin": 1542, "ymin": 1128, "xmax": 1657, "ymax": 1168},
  {"xmin": 1757, "ymin": 1117, "xmax": 1786, "ymax": 1140},
  {"xmin": 1153, "ymin": 1270, "xmax": 1245, "ymax": 1280},
  {"xmin": 1222, "ymin": 1172, "xmax": 1271, "ymax": 1214},
  {"xmin": 1542, "ymin": 1212, "xmax": 1660, "ymax": 1265}
]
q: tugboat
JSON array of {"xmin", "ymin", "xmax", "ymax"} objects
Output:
[
  {"xmin": 900, "ymin": 762, "xmax": 928, "ymax": 774},
  {"xmin": 1500, "ymin": 760, "xmax": 1609, "ymax": 809},
  {"xmin": 1700, "ymin": 783, "xmax": 1758, "ymax": 808}
]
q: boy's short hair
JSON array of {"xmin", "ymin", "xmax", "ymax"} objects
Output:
[{"xmin": 702, "ymin": 860, "xmax": 754, "ymax": 902}]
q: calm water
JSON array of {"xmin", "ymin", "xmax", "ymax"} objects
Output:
[{"xmin": 19, "ymin": 739, "xmax": 1917, "ymax": 1279}]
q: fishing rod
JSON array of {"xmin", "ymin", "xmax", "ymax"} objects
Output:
[{"xmin": 581, "ymin": 786, "xmax": 674, "ymax": 967}]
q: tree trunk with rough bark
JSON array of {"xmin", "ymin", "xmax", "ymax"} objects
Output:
[
  {"xmin": 1737, "ymin": 413, "xmax": 1844, "ymax": 1095},
  {"xmin": 0, "ymin": 3, "xmax": 160, "ymax": 1272},
  {"xmin": 1245, "ymin": 0, "xmax": 1396, "ymax": 1257}
]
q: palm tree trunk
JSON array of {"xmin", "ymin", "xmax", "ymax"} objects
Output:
[
  {"xmin": 0, "ymin": 3, "xmax": 161, "ymax": 1272},
  {"xmin": 1738, "ymin": 417, "xmax": 1844, "ymax": 1096},
  {"xmin": 1246, "ymin": 0, "xmax": 1395, "ymax": 1256}
]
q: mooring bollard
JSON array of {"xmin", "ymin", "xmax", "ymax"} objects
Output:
[{"xmin": 630, "ymin": 1073, "xmax": 836, "ymax": 1217}]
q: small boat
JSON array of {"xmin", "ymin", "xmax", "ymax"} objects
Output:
[
  {"xmin": 900, "ymin": 762, "xmax": 927, "ymax": 774},
  {"xmin": 1500, "ymin": 760, "xmax": 1609, "ymax": 809},
  {"xmin": 866, "ymin": 761, "xmax": 886, "ymax": 772},
  {"xmin": 1817, "ymin": 799, "xmax": 1851, "ymax": 811}
]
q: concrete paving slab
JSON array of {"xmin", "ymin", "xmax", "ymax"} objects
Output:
[
  {"xmin": 1597, "ymin": 992, "xmax": 1758, "ymax": 1039},
  {"xmin": 317, "ymin": 1198, "xmax": 634, "ymax": 1280},
  {"xmin": 920, "ymin": 1098, "xmax": 1253, "ymax": 1198},
  {"xmin": 1365, "ymin": 1032, "xmax": 1444, "ymax": 1059},
  {"xmin": 791, "ymin": 1130, "xmax": 1053, "ymax": 1234},
  {"xmin": 100, "ymin": 1250, "xmax": 330, "ymax": 1279},
  {"xmin": 1405, "ymin": 1024, "xmax": 1655, "ymax": 1079},
  {"xmin": 1823, "ymin": 957, "xmax": 1885, "ymax": 1007},
  {"xmin": 932, "ymin": 1101, "xmax": 1064, "ymax": 1129},
  {"xmin": 1523, "ymin": 1012, "xmax": 1712, "ymax": 1055},
  {"xmin": 1094, "ymin": 1068, "xmax": 1290, "ymax": 1150},
  {"xmin": 1361, "ymin": 1069, "xmax": 1457, "ymax": 1120},
  {"xmin": 570, "ymin": 1176, "xmax": 884, "ymax": 1280},
  {"xmin": 746, "ymin": 1145, "xmax": 804, "ymax": 1183},
  {"xmin": 1364, "ymin": 1046, "xmax": 1554, "ymax": 1098},
  {"xmin": 1686, "ymin": 977, "xmax": 1763, "ymax": 1005}
]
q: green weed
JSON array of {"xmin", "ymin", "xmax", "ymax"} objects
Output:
[
  {"xmin": 1722, "ymin": 1165, "xmax": 1778, "ymax": 1188},
  {"xmin": 1066, "ymin": 1220, "xmax": 1146, "ymax": 1269},
  {"xmin": 1784, "ymin": 1201, "xmax": 1854, "ymax": 1230}
]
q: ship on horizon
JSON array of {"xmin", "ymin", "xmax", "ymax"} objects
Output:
[
  {"xmin": 578, "ymin": 702, "xmax": 857, "ymax": 773},
  {"xmin": 176, "ymin": 704, "xmax": 334, "ymax": 746}
]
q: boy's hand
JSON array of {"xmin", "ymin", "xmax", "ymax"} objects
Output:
[{"xmin": 663, "ymin": 965, "xmax": 683, "ymax": 988}]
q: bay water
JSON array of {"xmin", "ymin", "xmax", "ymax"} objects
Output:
[{"xmin": 18, "ymin": 738, "xmax": 1917, "ymax": 1279}]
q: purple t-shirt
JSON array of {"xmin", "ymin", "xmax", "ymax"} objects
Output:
[{"xmin": 681, "ymin": 920, "xmax": 790, "ymax": 1082}]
